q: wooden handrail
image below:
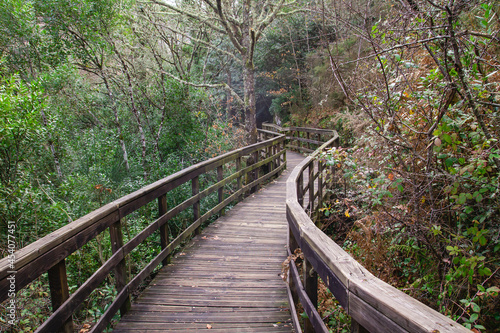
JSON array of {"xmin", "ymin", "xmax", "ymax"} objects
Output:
[
  {"xmin": 285, "ymin": 130, "xmax": 472, "ymax": 332},
  {"xmin": 262, "ymin": 123, "xmax": 336, "ymax": 154},
  {"xmin": 0, "ymin": 132, "xmax": 286, "ymax": 332}
]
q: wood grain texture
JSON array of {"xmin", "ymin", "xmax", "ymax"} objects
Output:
[
  {"xmin": 111, "ymin": 152, "xmax": 305, "ymax": 332},
  {"xmin": 286, "ymin": 135, "xmax": 472, "ymax": 333}
]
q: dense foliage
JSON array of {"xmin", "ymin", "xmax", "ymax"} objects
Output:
[
  {"xmin": 307, "ymin": 1, "xmax": 500, "ymax": 331},
  {"xmin": 0, "ymin": 0, "xmax": 243, "ymax": 330},
  {"xmin": 1, "ymin": 0, "xmax": 498, "ymax": 331}
]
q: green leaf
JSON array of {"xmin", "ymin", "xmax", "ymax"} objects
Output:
[
  {"xmin": 469, "ymin": 313, "xmax": 478, "ymax": 322},
  {"xmin": 442, "ymin": 133, "xmax": 452, "ymax": 144},
  {"xmin": 471, "ymin": 302, "xmax": 480, "ymax": 313},
  {"xmin": 458, "ymin": 193, "xmax": 467, "ymax": 204}
]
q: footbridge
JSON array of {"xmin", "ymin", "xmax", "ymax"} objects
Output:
[{"xmin": 0, "ymin": 125, "xmax": 470, "ymax": 333}]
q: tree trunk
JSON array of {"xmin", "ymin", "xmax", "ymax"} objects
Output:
[
  {"xmin": 102, "ymin": 75, "xmax": 130, "ymax": 172},
  {"xmin": 40, "ymin": 109, "xmax": 63, "ymax": 178},
  {"xmin": 226, "ymin": 68, "xmax": 235, "ymax": 123},
  {"xmin": 243, "ymin": 63, "xmax": 257, "ymax": 145}
]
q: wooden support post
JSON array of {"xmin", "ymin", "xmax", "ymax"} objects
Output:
[
  {"xmin": 297, "ymin": 173, "xmax": 304, "ymax": 208},
  {"xmin": 282, "ymin": 143, "xmax": 287, "ymax": 167},
  {"xmin": 158, "ymin": 194, "xmax": 170, "ymax": 266},
  {"xmin": 276, "ymin": 143, "xmax": 281, "ymax": 168},
  {"xmin": 251, "ymin": 151, "xmax": 259, "ymax": 193},
  {"xmin": 271, "ymin": 144, "xmax": 277, "ymax": 173},
  {"xmin": 351, "ymin": 320, "xmax": 370, "ymax": 333},
  {"xmin": 192, "ymin": 176, "xmax": 201, "ymax": 235},
  {"xmin": 236, "ymin": 157, "xmax": 242, "ymax": 201},
  {"xmin": 303, "ymin": 256, "xmax": 318, "ymax": 333},
  {"xmin": 308, "ymin": 163, "xmax": 314, "ymax": 216},
  {"xmin": 48, "ymin": 259, "xmax": 73, "ymax": 333},
  {"xmin": 317, "ymin": 161, "xmax": 324, "ymax": 226},
  {"xmin": 217, "ymin": 165, "xmax": 224, "ymax": 216},
  {"xmin": 109, "ymin": 219, "xmax": 131, "ymax": 316},
  {"xmin": 307, "ymin": 131, "xmax": 310, "ymax": 151},
  {"xmin": 268, "ymin": 145, "xmax": 273, "ymax": 175},
  {"xmin": 288, "ymin": 227, "xmax": 299, "ymax": 307}
]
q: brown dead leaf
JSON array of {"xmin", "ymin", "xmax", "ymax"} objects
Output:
[
  {"xmin": 207, "ymin": 324, "xmax": 212, "ymax": 329},
  {"xmin": 79, "ymin": 324, "xmax": 91, "ymax": 333}
]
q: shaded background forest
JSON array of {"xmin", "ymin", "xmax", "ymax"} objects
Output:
[{"xmin": 0, "ymin": 0, "xmax": 499, "ymax": 331}]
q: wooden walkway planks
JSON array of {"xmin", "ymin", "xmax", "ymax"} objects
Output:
[{"xmin": 112, "ymin": 151, "xmax": 306, "ymax": 332}]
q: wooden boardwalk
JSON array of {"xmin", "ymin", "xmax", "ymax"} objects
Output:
[{"xmin": 113, "ymin": 152, "xmax": 305, "ymax": 332}]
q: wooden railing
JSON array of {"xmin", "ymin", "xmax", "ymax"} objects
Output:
[
  {"xmin": 0, "ymin": 131, "xmax": 286, "ymax": 333},
  {"xmin": 282, "ymin": 130, "xmax": 472, "ymax": 332},
  {"xmin": 262, "ymin": 123, "xmax": 336, "ymax": 154}
]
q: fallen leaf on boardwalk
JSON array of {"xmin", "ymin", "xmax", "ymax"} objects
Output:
[
  {"xmin": 202, "ymin": 236, "xmax": 208, "ymax": 239},
  {"xmin": 79, "ymin": 324, "xmax": 91, "ymax": 333},
  {"xmin": 179, "ymin": 253, "xmax": 186, "ymax": 256},
  {"xmin": 206, "ymin": 324, "xmax": 212, "ymax": 329},
  {"xmin": 213, "ymin": 236, "xmax": 220, "ymax": 240}
]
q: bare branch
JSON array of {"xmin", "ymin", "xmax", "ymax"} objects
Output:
[
  {"xmin": 149, "ymin": 0, "xmax": 226, "ymax": 34},
  {"xmin": 215, "ymin": 0, "xmax": 244, "ymax": 53},
  {"xmin": 160, "ymin": 70, "xmax": 244, "ymax": 106}
]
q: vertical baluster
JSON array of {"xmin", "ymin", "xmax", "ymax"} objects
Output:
[
  {"xmin": 307, "ymin": 131, "xmax": 310, "ymax": 151},
  {"xmin": 48, "ymin": 259, "xmax": 73, "ymax": 333},
  {"xmin": 287, "ymin": 227, "xmax": 299, "ymax": 309},
  {"xmin": 158, "ymin": 194, "xmax": 170, "ymax": 266},
  {"xmin": 217, "ymin": 165, "xmax": 224, "ymax": 216},
  {"xmin": 283, "ymin": 142, "xmax": 287, "ymax": 168},
  {"xmin": 303, "ymin": 256, "xmax": 318, "ymax": 333},
  {"xmin": 297, "ymin": 173, "xmax": 304, "ymax": 208},
  {"xmin": 276, "ymin": 142, "xmax": 281, "ymax": 168},
  {"xmin": 252, "ymin": 150, "xmax": 259, "ymax": 193},
  {"xmin": 308, "ymin": 162, "xmax": 314, "ymax": 216},
  {"xmin": 236, "ymin": 156, "xmax": 243, "ymax": 201},
  {"xmin": 109, "ymin": 219, "xmax": 131, "ymax": 316},
  {"xmin": 351, "ymin": 320, "xmax": 370, "ymax": 333},
  {"xmin": 192, "ymin": 176, "xmax": 200, "ymax": 235},
  {"xmin": 317, "ymin": 160, "xmax": 324, "ymax": 225},
  {"xmin": 268, "ymin": 144, "xmax": 274, "ymax": 175}
]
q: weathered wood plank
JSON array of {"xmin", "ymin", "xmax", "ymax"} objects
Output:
[
  {"xmin": 286, "ymin": 134, "xmax": 472, "ymax": 333},
  {"xmin": 112, "ymin": 152, "xmax": 305, "ymax": 333}
]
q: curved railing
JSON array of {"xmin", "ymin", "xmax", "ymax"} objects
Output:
[
  {"xmin": 0, "ymin": 131, "xmax": 286, "ymax": 333},
  {"xmin": 262, "ymin": 123, "xmax": 336, "ymax": 154},
  {"xmin": 274, "ymin": 126, "xmax": 472, "ymax": 332}
]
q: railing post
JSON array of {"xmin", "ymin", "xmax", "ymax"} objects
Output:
[
  {"xmin": 236, "ymin": 157, "xmax": 243, "ymax": 201},
  {"xmin": 192, "ymin": 176, "xmax": 201, "ymax": 235},
  {"xmin": 308, "ymin": 162, "xmax": 314, "ymax": 216},
  {"xmin": 307, "ymin": 131, "xmax": 311, "ymax": 151},
  {"xmin": 109, "ymin": 219, "xmax": 131, "ymax": 316},
  {"xmin": 158, "ymin": 194, "xmax": 170, "ymax": 266},
  {"xmin": 48, "ymin": 259, "xmax": 73, "ymax": 333},
  {"xmin": 266, "ymin": 145, "xmax": 274, "ymax": 173},
  {"xmin": 276, "ymin": 143, "xmax": 281, "ymax": 168},
  {"xmin": 297, "ymin": 173, "xmax": 304, "ymax": 208},
  {"xmin": 288, "ymin": 227, "xmax": 299, "ymax": 309},
  {"xmin": 303, "ymin": 256, "xmax": 318, "ymax": 333},
  {"xmin": 317, "ymin": 161, "xmax": 324, "ymax": 225},
  {"xmin": 351, "ymin": 320, "xmax": 370, "ymax": 333},
  {"xmin": 217, "ymin": 165, "xmax": 224, "ymax": 216},
  {"xmin": 251, "ymin": 150, "xmax": 259, "ymax": 193}
]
